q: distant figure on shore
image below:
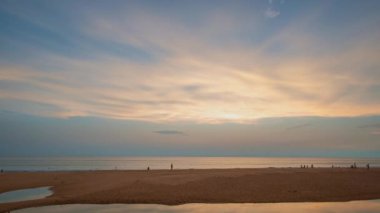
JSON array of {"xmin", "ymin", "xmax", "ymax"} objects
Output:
[
  {"xmin": 332, "ymin": 164, "xmax": 334, "ymax": 168},
  {"xmin": 311, "ymin": 164, "xmax": 314, "ymax": 168},
  {"xmin": 147, "ymin": 166, "xmax": 150, "ymax": 171},
  {"xmin": 350, "ymin": 163, "xmax": 357, "ymax": 169},
  {"xmin": 367, "ymin": 163, "xmax": 370, "ymax": 170},
  {"xmin": 171, "ymin": 163, "xmax": 173, "ymax": 170}
]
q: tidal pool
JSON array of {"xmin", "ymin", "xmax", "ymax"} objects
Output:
[
  {"xmin": 14, "ymin": 199, "xmax": 380, "ymax": 213},
  {"xmin": 0, "ymin": 187, "xmax": 52, "ymax": 204}
]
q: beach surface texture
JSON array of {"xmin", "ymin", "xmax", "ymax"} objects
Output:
[{"xmin": 1, "ymin": 168, "xmax": 380, "ymax": 212}]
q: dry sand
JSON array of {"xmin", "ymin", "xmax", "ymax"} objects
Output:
[{"xmin": 1, "ymin": 168, "xmax": 380, "ymax": 212}]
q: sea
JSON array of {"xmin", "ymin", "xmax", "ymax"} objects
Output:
[{"xmin": 0, "ymin": 157, "xmax": 379, "ymax": 171}]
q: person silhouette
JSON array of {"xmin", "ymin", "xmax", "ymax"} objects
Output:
[{"xmin": 171, "ymin": 163, "xmax": 173, "ymax": 170}]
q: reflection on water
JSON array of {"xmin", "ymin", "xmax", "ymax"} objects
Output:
[
  {"xmin": 0, "ymin": 187, "xmax": 52, "ymax": 204},
  {"xmin": 15, "ymin": 200, "xmax": 380, "ymax": 213}
]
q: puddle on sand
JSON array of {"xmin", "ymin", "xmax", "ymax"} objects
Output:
[
  {"xmin": 14, "ymin": 199, "xmax": 380, "ymax": 213},
  {"xmin": 0, "ymin": 187, "xmax": 52, "ymax": 204}
]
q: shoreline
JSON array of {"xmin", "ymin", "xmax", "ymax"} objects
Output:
[
  {"xmin": 1, "ymin": 168, "xmax": 380, "ymax": 212},
  {"xmin": 2, "ymin": 165, "xmax": 378, "ymax": 172}
]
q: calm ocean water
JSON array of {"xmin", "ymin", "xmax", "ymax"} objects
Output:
[{"xmin": 0, "ymin": 157, "xmax": 379, "ymax": 171}]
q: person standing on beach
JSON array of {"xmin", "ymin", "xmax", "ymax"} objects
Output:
[{"xmin": 171, "ymin": 163, "xmax": 173, "ymax": 170}]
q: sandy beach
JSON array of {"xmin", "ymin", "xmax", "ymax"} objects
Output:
[{"xmin": 1, "ymin": 168, "xmax": 380, "ymax": 212}]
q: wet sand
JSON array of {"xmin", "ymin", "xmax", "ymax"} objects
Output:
[{"xmin": 1, "ymin": 168, "xmax": 380, "ymax": 212}]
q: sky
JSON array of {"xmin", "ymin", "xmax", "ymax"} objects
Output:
[{"xmin": 0, "ymin": 0, "xmax": 380, "ymax": 157}]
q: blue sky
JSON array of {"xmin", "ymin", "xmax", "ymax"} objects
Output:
[{"xmin": 0, "ymin": 0, "xmax": 380, "ymax": 157}]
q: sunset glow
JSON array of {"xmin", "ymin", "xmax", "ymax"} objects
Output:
[
  {"xmin": 1, "ymin": 0, "xmax": 379, "ymax": 123},
  {"xmin": 1, "ymin": 0, "xmax": 380, "ymax": 157}
]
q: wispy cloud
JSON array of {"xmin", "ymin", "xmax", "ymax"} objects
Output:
[
  {"xmin": 265, "ymin": 0, "xmax": 280, "ymax": 18},
  {"xmin": 358, "ymin": 123, "xmax": 380, "ymax": 129},
  {"xmin": 285, "ymin": 123, "xmax": 311, "ymax": 131},
  {"xmin": 357, "ymin": 123, "xmax": 380, "ymax": 136},
  {"xmin": 154, "ymin": 130, "xmax": 186, "ymax": 135},
  {"xmin": 265, "ymin": 7, "xmax": 280, "ymax": 18}
]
